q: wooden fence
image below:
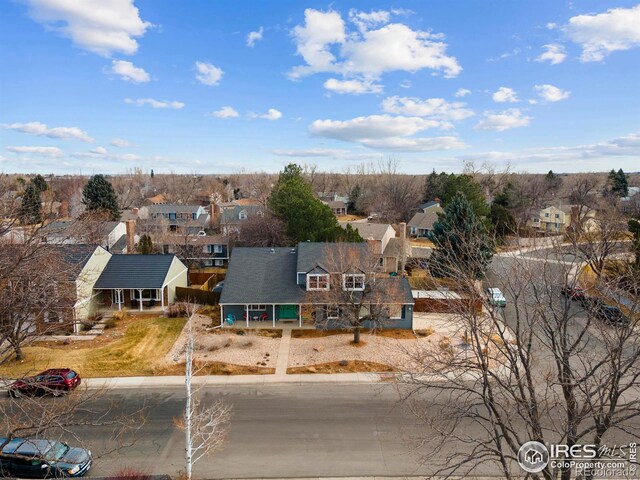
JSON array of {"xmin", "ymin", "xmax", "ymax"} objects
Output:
[{"xmin": 175, "ymin": 287, "xmax": 220, "ymax": 305}]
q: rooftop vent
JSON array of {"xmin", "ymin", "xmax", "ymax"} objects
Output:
[
  {"xmin": 269, "ymin": 248, "xmax": 275, "ymax": 254},
  {"xmin": 290, "ymin": 248, "xmax": 296, "ymax": 254}
]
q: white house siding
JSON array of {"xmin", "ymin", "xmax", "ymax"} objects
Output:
[
  {"xmin": 73, "ymin": 246, "xmax": 112, "ymax": 321},
  {"xmin": 164, "ymin": 256, "xmax": 189, "ymax": 303},
  {"xmin": 107, "ymin": 222, "xmax": 126, "ymax": 250}
]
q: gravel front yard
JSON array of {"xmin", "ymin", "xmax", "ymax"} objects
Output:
[{"xmin": 164, "ymin": 315, "xmax": 280, "ymax": 369}]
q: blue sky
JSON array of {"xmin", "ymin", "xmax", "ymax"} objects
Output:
[{"xmin": 1, "ymin": 0, "xmax": 639, "ymax": 175}]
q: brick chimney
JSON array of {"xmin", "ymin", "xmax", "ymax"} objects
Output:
[
  {"xmin": 125, "ymin": 220, "xmax": 135, "ymax": 253},
  {"xmin": 210, "ymin": 201, "xmax": 220, "ymax": 227}
]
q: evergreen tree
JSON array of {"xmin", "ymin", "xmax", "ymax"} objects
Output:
[
  {"xmin": 30, "ymin": 174, "xmax": 48, "ymax": 193},
  {"xmin": 348, "ymin": 184, "xmax": 361, "ymax": 214},
  {"xmin": 268, "ymin": 163, "xmax": 360, "ymax": 243},
  {"xmin": 440, "ymin": 174, "xmax": 489, "ymax": 217},
  {"xmin": 545, "ymin": 170, "xmax": 562, "ymax": 193},
  {"xmin": 150, "ymin": 169, "xmax": 155, "ymax": 179},
  {"xmin": 20, "ymin": 184, "xmax": 42, "ymax": 225},
  {"xmin": 423, "ymin": 170, "xmax": 449, "ymax": 202},
  {"xmin": 607, "ymin": 169, "xmax": 629, "ymax": 197},
  {"xmin": 490, "ymin": 203, "xmax": 517, "ymax": 240},
  {"xmin": 137, "ymin": 234, "xmax": 153, "ymax": 254},
  {"xmin": 82, "ymin": 174, "xmax": 121, "ymax": 220},
  {"xmin": 629, "ymin": 218, "xmax": 640, "ymax": 268},
  {"xmin": 429, "ymin": 192, "xmax": 494, "ymax": 279}
]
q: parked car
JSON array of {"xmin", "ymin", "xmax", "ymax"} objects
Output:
[
  {"xmin": 598, "ymin": 305, "xmax": 630, "ymax": 327},
  {"xmin": 8, "ymin": 369, "xmax": 81, "ymax": 397},
  {"xmin": 561, "ymin": 284, "xmax": 586, "ymax": 300},
  {"xmin": 487, "ymin": 288, "xmax": 506, "ymax": 307},
  {"xmin": 212, "ymin": 281, "xmax": 224, "ymax": 293},
  {"xmin": 0, "ymin": 437, "xmax": 92, "ymax": 478}
]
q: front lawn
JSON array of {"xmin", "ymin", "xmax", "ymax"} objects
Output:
[{"xmin": 0, "ymin": 317, "xmax": 186, "ymax": 378}]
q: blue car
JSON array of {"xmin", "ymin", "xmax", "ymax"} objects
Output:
[{"xmin": 0, "ymin": 438, "xmax": 92, "ymax": 478}]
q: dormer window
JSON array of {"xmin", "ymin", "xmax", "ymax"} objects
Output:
[
  {"xmin": 342, "ymin": 273, "xmax": 365, "ymax": 291},
  {"xmin": 238, "ymin": 210, "xmax": 247, "ymax": 220},
  {"xmin": 307, "ymin": 274, "xmax": 329, "ymax": 290}
]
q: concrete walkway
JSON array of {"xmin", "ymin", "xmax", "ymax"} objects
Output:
[{"xmin": 274, "ymin": 327, "xmax": 292, "ymax": 376}]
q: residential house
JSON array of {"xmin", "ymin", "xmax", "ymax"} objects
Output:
[
  {"xmin": 39, "ymin": 220, "xmax": 128, "ymax": 253},
  {"xmin": 528, "ymin": 205, "xmax": 597, "ymax": 233},
  {"xmin": 408, "ymin": 202, "xmax": 444, "ymax": 237},
  {"xmin": 159, "ymin": 234, "xmax": 230, "ymax": 268},
  {"xmin": 219, "ymin": 204, "xmax": 263, "ymax": 236},
  {"xmin": 621, "ymin": 187, "xmax": 640, "ymax": 215},
  {"xmin": 93, "ymin": 254, "xmax": 188, "ymax": 312},
  {"xmin": 338, "ymin": 221, "xmax": 407, "ymax": 273},
  {"xmin": 219, "ymin": 242, "xmax": 414, "ymax": 329},
  {"xmin": 319, "ymin": 193, "xmax": 349, "ymax": 216},
  {"xmin": 137, "ymin": 204, "xmax": 210, "ymax": 234}
]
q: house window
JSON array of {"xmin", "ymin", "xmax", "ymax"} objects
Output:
[
  {"xmin": 203, "ymin": 259, "xmax": 213, "ymax": 267},
  {"xmin": 131, "ymin": 289, "xmax": 162, "ymax": 301},
  {"xmin": 238, "ymin": 210, "xmax": 247, "ymax": 220},
  {"xmin": 555, "ymin": 214, "xmax": 560, "ymax": 219},
  {"xmin": 192, "ymin": 213, "xmax": 197, "ymax": 220},
  {"xmin": 44, "ymin": 310, "xmax": 62, "ymax": 323},
  {"xmin": 203, "ymin": 245, "xmax": 212, "ymax": 253},
  {"xmin": 307, "ymin": 274, "xmax": 329, "ymax": 290},
  {"xmin": 342, "ymin": 274, "xmax": 365, "ymax": 291},
  {"xmin": 326, "ymin": 305, "xmax": 340, "ymax": 319},
  {"xmin": 214, "ymin": 259, "xmax": 224, "ymax": 266},
  {"xmin": 213, "ymin": 244, "xmax": 223, "ymax": 253},
  {"xmin": 169, "ymin": 213, "xmax": 176, "ymax": 220},
  {"xmin": 544, "ymin": 213, "xmax": 550, "ymax": 218},
  {"xmin": 247, "ymin": 304, "xmax": 266, "ymax": 310},
  {"xmin": 387, "ymin": 305, "xmax": 402, "ymax": 319}
]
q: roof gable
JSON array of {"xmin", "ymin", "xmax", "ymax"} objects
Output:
[{"xmin": 94, "ymin": 254, "xmax": 181, "ymax": 289}]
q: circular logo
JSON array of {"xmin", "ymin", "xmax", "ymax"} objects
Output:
[{"xmin": 518, "ymin": 441, "xmax": 549, "ymax": 473}]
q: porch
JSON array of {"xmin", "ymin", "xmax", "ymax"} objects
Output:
[
  {"xmin": 94, "ymin": 287, "xmax": 169, "ymax": 313},
  {"xmin": 219, "ymin": 304, "xmax": 315, "ymax": 329}
]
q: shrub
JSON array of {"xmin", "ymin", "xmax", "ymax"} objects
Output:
[
  {"xmin": 223, "ymin": 337, "xmax": 233, "ymax": 348},
  {"xmin": 105, "ymin": 467, "xmax": 152, "ymax": 480},
  {"xmin": 104, "ymin": 318, "xmax": 117, "ymax": 329},
  {"xmin": 167, "ymin": 303, "xmax": 190, "ymax": 318},
  {"xmin": 112, "ymin": 309, "xmax": 127, "ymax": 321}
]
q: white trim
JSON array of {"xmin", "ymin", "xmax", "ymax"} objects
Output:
[
  {"xmin": 306, "ymin": 273, "xmax": 329, "ymax": 291},
  {"xmin": 342, "ymin": 273, "xmax": 365, "ymax": 291}
]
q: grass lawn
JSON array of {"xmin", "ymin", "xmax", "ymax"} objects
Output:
[{"xmin": 0, "ymin": 317, "xmax": 186, "ymax": 378}]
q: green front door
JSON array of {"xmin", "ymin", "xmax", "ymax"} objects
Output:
[{"xmin": 278, "ymin": 304, "xmax": 298, "ymax": 319}]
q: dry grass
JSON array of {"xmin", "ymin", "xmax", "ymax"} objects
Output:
[
  {"xmin": 0, "ymin": 317, "xmax": 186, "ymax": 378},
  {"xmin": 210, "ymin": 328, "xmax": 282, "ymax": 338},
  {"xmin": 160, "ymin": 362, "xmax": 274, "ymax": 376},
  {"xmin": 336, "ymin": 214, "xmax": 367, "ymax": 222},
  {"xmin": 292, "ymin": 329, "xmax": 416, "ymax": 339},
  {"xmin": 287, "ymin": 360, "xmax": 394, "ymax": 374},
  {"xmin": 415, "ymin": 328, "xmax": 435, "ymax": 337}
]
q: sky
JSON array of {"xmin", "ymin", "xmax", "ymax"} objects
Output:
[{"xmin": 0, "ymin": 0, "xmax": 639, "ymax": 175}]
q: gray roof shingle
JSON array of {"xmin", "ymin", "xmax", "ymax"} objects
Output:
[
  {"xmin": 296, "ymin": 242, "xmax": 369, "ymax": 274},
  {"xmin": 408, "ymin": 205, "xmax": 443, "ymax": 231},
  {"xmin": 219, "ymin": 247, "xmax": 304, "ymax": 304},
  {"xmin": 338, "ymin": 221, "xmax": 393, "ymax": 240},
  {"xmin": 94, "ymin": 254, "xmax": 178, "ymax": 289}
]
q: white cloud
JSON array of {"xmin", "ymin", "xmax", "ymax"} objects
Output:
[
  {"xmin": 22, "ymin": 0, "xmax": 150, "ymax": 56},
  {"xmin": 124, "ymin": 98, "xmax": 185, "ymax": 109},
  {"xmin": 110, "ymin": 138, "xmax": 130, "ymax": 147},
  {"xmin": 288, "ymin": 9, "xmax": 461, "ymax": 81},
  {"xmin": 455, "ymin": 88, "xmax": 471, "ymax": 98},
  {"xmin": 1, "ymin": 121, "xmax": 93, "ymax": 142},
  {"xmin": 271, "ymin": 148, "xmax": 383, "ymax": 160},
  {"xmin": 108, "ymin": 59, "xmax": 149, "ymax": 83},
  {"xmin": 348, "ymin": 9, "xmax": 391, "ymax": 32},
  {"xmin": 399, "ymin": 80, "xmax": 412, "ymax": 89},
  {"xmin": 246, "ymin": 27, "xmax": 264, "ymax": 47},
  {"xmin": 7, "ymin": 146, "xmax": 64, "ymax": 157},
  {"xmin": 252, "ymin": 108, "xmax": 282, "ymax": 121},
  {"xmin": 195, "ymin": 61, "xmax": 223, "ymax": 86},
  {"xmin": 323, "ymin": 78, "xmax": 383, "ymax": 95},
  {"xmin": 90, "ymin": 146, "xmax": 107, "ymax": 155},
  {"xmin": 309, "ymin": 114, "xmax": 466, "ymax": 152},
  {"xmin": 492, "ymin": 87, "xmax": 519, "ymax": 103},
  {"xmin": 564, "ymin": 5, "xmax": 640, "ymax": 62},
  {"xmin": 536, "ymin": 44, "xmax": 567, "ymax": 65},
  {"xmin": 534, "ymin": 84, "xmax": 570, "ymax": 102},
  {"xmin": 381, "ymin": 96, "xmax": 474, "ymax": 121},
  {"xmin": 210, "ymin": 106, "xmax": 239, "ymax": 119},
  {"xmin": 475, "ymin": 109, "xmax": 531, "ymax": 131}
]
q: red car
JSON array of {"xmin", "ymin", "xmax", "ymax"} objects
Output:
[
  {"xmin": 8, "ymin": 369, "xmax": 81, "ymax": 397},
  {"xmin": 561, "ymin": 284, "xmax": 586, "ymax": 300}
]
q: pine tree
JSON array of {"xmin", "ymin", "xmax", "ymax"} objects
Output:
[
  {"xmin": 20, "ymin": 184, "xmax": 42, "ymax": 225},
  {"xmin": 348, "ymin": 184, "xmax": 361, "ymax": 214},
  {"xmin": 31, "ymin": 174, "xmax": 48, "ymax": 193},
  {"xmin": 629, "ymin": 218, "xmax": 640, "ymax": 268},
  {"xmin": 545, "ymin": 170, "xmax": 562, "ymax": 193},
  {"xmin": 268, "ymin": 163, "xmax": 359, "ymax": 243},
  {"xmin": 82, "ymin": 174, "xmax": 121, "ymax": 220},
  {"xmin": 423, "ymin": 170, "xmax": 449, "ymax": 202},
  {"xmin": 150, "ymin": 169, "xmax": 155, "ymax": 179},
  {"xmin": 137, "ymin": 234, "xmax": 153, "ymax": 254},
  {"xmin": 615, "ymin": 169, "xmax": 629, "ymax": 197},
  {"xmin": 429, "ymin": 192, "xmax": 494, "ymax": 279},
  {"xmin": 440, "ymin": 174, "xmax": 489, "ymax": 217}
]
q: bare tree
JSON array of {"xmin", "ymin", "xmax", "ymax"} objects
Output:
[
  {"xmin": 399, "ymin": 224, "xmax": 640, "ymax": 479},
  {"xmin": 234, "ymin": 210, "xmax": 290, "ymax": 247},
  {"xmin": 174, "ymin": 308, "xmax": 231, "ymax": 480},
  {"xmin": 304, "ymin": 243, "xmax": 406, "ymax": 343}
]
